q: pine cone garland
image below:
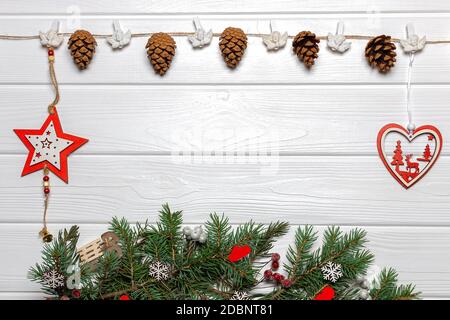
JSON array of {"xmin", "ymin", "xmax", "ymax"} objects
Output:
[
  {"xmin": 219, "ymin": 27, "xmax": 248, "ymax": 69},
  {"xmin": 146, "ymin": 33, "xmax": 176, "ymax": 76},
  {"xmin": 365, "ymin": 35, "xmax": 397, "ymax": 73},
  {"xmin": 292, "ymin": 31, "xmax": 320, "ymax": 67},
  {"xmin": 68, "ymin": 30, "xmax": 97, "ymax": 70}
]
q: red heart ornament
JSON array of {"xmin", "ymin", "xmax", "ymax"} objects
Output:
[
  {"xmin": 313, "ymin": 286, "xmax": 335, "ymax": 300},
  {"xmin": 377, "ymin": 124, "xmax": 443, "ymax": 189},
  {"xmin": 228, "ymin": 245, "xmax": 251, "ymax": 263}
]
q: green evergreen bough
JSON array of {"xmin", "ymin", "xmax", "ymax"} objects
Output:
[{"xmin": 29, "ymin": 204, "xmax": 420, "ymax": 300}]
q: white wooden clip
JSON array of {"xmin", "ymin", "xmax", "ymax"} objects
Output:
[
  {"xmin": 106, "ymin": 20, "xmax": 131, "ymax": 49},
  {"xmin": 188, "ymin": 17, "xmax": 213, "ymax": 48},
  {"xmin": 39, "ymin": 20, "xmax": 64, "ymax": 48},
  {"xmin": 327, "ymin": 21, "xmax": 351, "ymax": 53},
  {"xmin": 400, "ymin": 23, "xmax": 426, "ymax": 53},
  {"xmin": 262, "ymin": 21, "xmax": 288, "ymax": 51}
]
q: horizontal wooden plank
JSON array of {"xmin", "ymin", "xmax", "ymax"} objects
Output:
[
  {"xmin": 0, "ymin": 292, "xmax": 43, "ymax": 300},
  {"xmin": 1, "ymin": 223, "xmax": 448, "ymax": 298},
  {"xmin": 0, "ymin": 155, "xmax": 449, "ymax": 225},
  {"xmin": 0, "ymin": 17, "xmax": 450, "ymax": 84},
  {"xmin": 0, "ymin": 0, "xmax": 449, "ymax": 14},
  {"xmin": 0, "ymin": 85, "xmax": 448, "ymax": 155}
]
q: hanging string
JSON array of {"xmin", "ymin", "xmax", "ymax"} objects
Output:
[
  {"xmin": 39, "ymin": 166, "xmax": 53, "ymax": 242},
  {"xmin": 48, "ymin": 48, "xmax": 60, "ymax": 113},
  {"xmin": 406, "ymin": 52, "xmax": 415, "ymax": 133},
  {"xmin": 38, "ymin": 47, "xmax": 59, "ymax": 242}
]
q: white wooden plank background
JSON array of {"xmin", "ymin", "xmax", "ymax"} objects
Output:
[{"xmin": 0, "ymin": 1, "xmax": 450, "ymax": 299}]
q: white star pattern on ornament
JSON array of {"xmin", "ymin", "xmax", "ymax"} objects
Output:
[
  {"xmin": 149, "ymin": 261, "xmax": 171, "ymax": 281},
  {"xmin": 321, "ymin": 261, "xmax": 343, "ymax": 283},
  {"xmin": 42, "ymin": 269, "xmax": 65, "ymax": 289},
  {"xmin": 25, "ymin": 120, "xmax": 74, "ymax": 170}
]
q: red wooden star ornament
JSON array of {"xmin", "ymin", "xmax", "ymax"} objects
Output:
[{"xmin": 14, "ymin": 108, "xmax": 88, "ymax": 183}]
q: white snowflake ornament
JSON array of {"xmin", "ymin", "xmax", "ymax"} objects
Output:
[
  {"xmin": 263, "ymin": 31, "xmax": 288, "ymax": 51},
  {"xmin": 106, "ymin": 20, "xmax": 131, "ymax": 49},
  {"xmin": 42, "ymin": 269, "xmax": 65, "ymax": 289},
  {"xmin": 321, "ymin": 261, "xmax": 343, "ymax": 283},
  {"xmin": 400, "ymin": 24, "xmax": 426, "ymax": 53},
  {"xmin": 149, "ymin": 261, "xmax": 171, "ymax": 281},
  {"xmin": 327, "ymin": 22, "xmax": 351, "ymax": 53},
  {"xmin": 39, "ymin": 20, "xmax": 64, "ymax": 48},
  {"xmin": 188, "ymin": 17, "xmax": 213, "ymax": 48},
  {"xmin": 230, "ymin": 291, "xmax": 249, "ymax": 300}
]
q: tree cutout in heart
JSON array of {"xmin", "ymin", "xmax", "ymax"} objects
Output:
[
  {"xmin": 228, "ymin": 245, "xmax": 251, "ymax": 262},
  {"xmin": 377, "ymin": 124, "xmax": 443, "ymax": 189},
  {"xmin": 313, "ymin": 286, "xmax": 335, "ymax": 300}
]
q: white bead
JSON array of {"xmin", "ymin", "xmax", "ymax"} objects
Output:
[
  {"xmin": 359, "ymin": 289, "xmax": 369, "ymax": 300},
  {"xmin": 191, "ymin": 229, "xmax": 201, "ymax": 240},
  {"xmin": 407, "ymin": 123, "xmax": 416, "ymax": 132},
  {"xmin": 182, "ymin": 226, "xmax": 192, "ymax": 236},
  {"xmin": 43, "ymin": 181, "xmax": 50, "ymax": 187},
  {"xmin": 361, "ymin": 280, "xmax": 370, "ymax": 289},
  {"xmin": 199, "ymin": 234, "xmax": 207, "ymax": 243}
]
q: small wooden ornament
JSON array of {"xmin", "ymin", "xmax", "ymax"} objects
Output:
[
  {"xmin": 377, "ymin": 124, "xmax": 443, "ymax": 189},
  {"xmin": 77, "ymin": 231, "xmax": 122, "ymax": 265}
]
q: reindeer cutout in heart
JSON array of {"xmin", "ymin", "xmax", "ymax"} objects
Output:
[{"xmin": 377, "ymin": 124, "xmax": 442, "ymax": 189}]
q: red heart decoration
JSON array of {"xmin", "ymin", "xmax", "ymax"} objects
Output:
[
  {"xmin": 313, "ymin": 286, "xmax": 335, "ymax": 300},
  {"xmin": 377, "ymin": 123, "xmax": 443, "ymax": 189},
  {"xmin": 228, "ymin": 245, "xmax": 251, "ymax": 262}
]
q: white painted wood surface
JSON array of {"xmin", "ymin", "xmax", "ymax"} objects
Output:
[{"xmin": 0, "ymin": 1, "xmax": 449, "ymax": 299}]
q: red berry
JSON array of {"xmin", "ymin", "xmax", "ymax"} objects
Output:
[
  {"xmin": 263, "ymin": 269, "xmax": 273, "ymax": 280},
  {"xmin": 281, "ymin": 279, "xmax": 292, "ymax": 288},
  {"xmin": 48, "ymin": 49, "xmax": 54, "ymax": 56},
  {"xmin": 119, "ymin": 295, "xmax": 130, "ymax": 300},
  {"xmin": 273, "ymin": 273, "xmax": 285, "ymax": 283},
  {"xmin": 44, "ymin": 187, "xmax": 50, "ymax": 194},
  {"xmin": 72, "ymin": 289, "xmax": 81, "ymax": 298},
  {"xmin": 271, "ymin": 261, "xmax": 279, "ymax": 270},
  {"xmin": 271, "ymin": 253, "xmax": 280, "ymax": 261},
  {"xmin": 43, "ymin": 176, "xmax": 49, "ymax": 181}
]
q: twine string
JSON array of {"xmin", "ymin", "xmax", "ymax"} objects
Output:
[
  {"xmin": 0, "ymin": 32, "xmax": 449, "ymax": 43},
  {"xmin": 43, "ymin": 194, "xmax": 49, "ymax": 229},
  {"xmin": 48, "ymin": 54, "xmax": 60, "ymax": 112}
]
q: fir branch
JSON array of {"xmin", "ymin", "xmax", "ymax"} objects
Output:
[
  {"xmin": 29, "ymin": 205, "xmax": 420, "ymax": 301},
  {"xmin": 370, "ymin": 267, "xmax": 420, "ymax": 300}
]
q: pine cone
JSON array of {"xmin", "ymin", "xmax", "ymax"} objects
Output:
[
  {"xmin": 365, "ymin": 35, "xmax": 397, "ymax": 73},
  {"xmin": 146, "ymin": 33, "xmax": 176, "ymax": 76},
  {"xmin": 219, "ymin": 27, "xmax": 248, "ymax": 69},
  {"xmin": 292, "ymin": 31, "xmax": 320, "ymax": 67},
  {"xmin": 68, "ymin": 30, "xmax": 97, "ymax": 70}
]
